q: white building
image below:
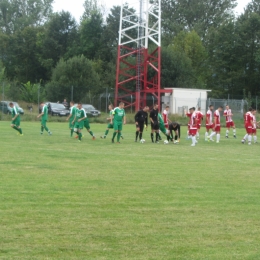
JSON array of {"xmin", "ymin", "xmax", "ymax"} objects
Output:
[{"xmin": 162, "ymin": 88, "xmax": 211, "ymax": 115}]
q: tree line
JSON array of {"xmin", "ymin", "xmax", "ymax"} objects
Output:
[{"xmin": 0, "ymin": 0, "xmax": 260, "ymax": 105}]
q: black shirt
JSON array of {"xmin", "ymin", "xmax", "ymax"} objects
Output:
[
  {"xmin": 169, "ymin": 123, "xmax": 180, "ymax": 131},
  {"xmin": 135, "ymin": 110, "xmax": 148, "ymax": 125},
  {"xmin": 150, "ymin": 109, "xmax": 158, "ymax": 123}
]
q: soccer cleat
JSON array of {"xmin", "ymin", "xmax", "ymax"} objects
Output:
[
  {"xmin": 112, "ymin": 139, "xmax": 114, "ymax": 143},
  {"xmin": 40, "ymin": 132, "xmax": 43, "ymax": 135},
  {"xmin": 92, "ymin": 136, "xmax": 96, "ymax": 140},
  {"xmin": 20, "ymin": 134, "xmax": 24, "ymax": 136},
  {"xmin": 233, "ymin": 135, "xmax": 236, "ymax": 138},
  {"xmin": 248, "ymin": 142, "xmax": 251, "ymax": 145},
  {"xmin": 225, "ymin": 136, "xmax": 228, "ymax": 138},
  {"xmin": 155, "ymin": 141, "xmax": 159, "ymax": 144},
  {"xmin": 191, "ymin": 144, "xmax": 195, "ymax": 146},
  {"xmin": 216, "ymin": 141, "xmax": 219, "ymax": 143},
  {"xmin": 117, "ymin": 142, "xmax": 121, "ymax": 144},
  {"xmin": 241, "ymin": 139, "xmax": 245, "ymax": 144},
  {"xmin": 121, "ymin": 135, "xmax": 124, "ymax": 139},
  {"xmin": 48, "ymin": 132, "xmax": 52, "ymax": 136}
]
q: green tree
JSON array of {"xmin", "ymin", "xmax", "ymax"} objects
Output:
[
  {"xmin": 46, "ymin": 55, "xmax": 100, "ymax": 102},
  {"xmin": 20, "ymin": 81, "xmax": 43, "ymax": 103}
]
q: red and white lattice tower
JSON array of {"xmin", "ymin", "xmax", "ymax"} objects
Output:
[{"xmin": 114, "ymin": 0, "xmax": 170, "ymax": 111}]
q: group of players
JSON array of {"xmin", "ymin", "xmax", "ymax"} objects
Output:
[{"xmin": 8, "ymin": 100, "xmax": 259, "ymax": 146}]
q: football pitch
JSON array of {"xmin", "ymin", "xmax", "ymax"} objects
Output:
[{"xmin": 0, "ymin": 121, "xmax": 260, "ymax": 259}]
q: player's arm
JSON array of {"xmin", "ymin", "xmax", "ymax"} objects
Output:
[
  {"xmin": 149, "ymin": 111, "xmax": 154, "ymax": 124},
  {"xmin": 123, "ymin": 115, "xmax": 126, "ymax": 125},
  {"xmin": 37, "ymin": 108, "xmax": 44, "ymax": 118},
  {"xmin": 12, "ymin": 108, "xmax": 19, "ymax": 120},
  {"xmin": 135, "ymin": 111, "xmax": 140, "ymax": 125},
  {"xmin": 66, "ymin": 109, "xmax": 73, "ymax": 121},
  {"xmin": 145, "ymin": 114, "xmax": 148, "ymax": 128},
  {"xmin": 79, "ymin": 116, "xmax": 87, "ymax": 122}
]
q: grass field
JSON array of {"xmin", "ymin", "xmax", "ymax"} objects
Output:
[{"xmin": 0, "ymin": 121, "xmax": 260, "ymax": 259}]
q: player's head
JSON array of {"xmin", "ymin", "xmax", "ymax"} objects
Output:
[
  {"xmin": 226, "ymin": 105, "xmax": 229, "ymax": 110},
  {"xmin": 108, "ymin": 104, "xmax": 113, "ymax": 110},
  {"xmin": 78, "ymin": 102, "xmax": 82, "ymax": 109},
  {"xmin": 9, "ymin": 102, "xmax": 14, "ymax": 108},
  {"xmin": 119, "ymin": 102, "xmax": 124, "ymax": 108},
  {"xmin": 218, "ymin": 106, "xmax": 223, "ymax": 111},
  {"xmin": 143, "ymin": 106, "xmax": 149, "ymax": 112},
  {"xmin": 154, "ymin": 103, "xmax": 158, "ymax": 109},
  {"xmin": 165, "ymin": 106, "xmax": 169, "ymax": 111},
  {"xmin": 172, "ymin": 122, "xmax": 177, "ymax": 127},
  {"xmin": 249, "ymin": 107, "xmax": 253, "ymax": 112},
  {"xmin": 70, "ymin": 101, "xmax": 74, "ymax": 106},
  {"xmin": 40, "ymin": 102, "xmax": 45, "ymax": 107},
  {"xmin": 190, "ymin": 107, "xmax": 195, "ymax": 112},
  {"xmin": 197, "ymin": 107, "xmax": 201, "ymax": 111},
  {"xmin": 209, "ymin": 105, "xmax": 213, "ymax": 111}
]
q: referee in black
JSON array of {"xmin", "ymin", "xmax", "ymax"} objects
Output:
[
  {"xmin": 150, "ymin": 103, "xmax": 160, "ymax": 143},
  {"xmin": 135, "ymin": 106, "xmax": 149, "ymax": 142},
  {"xmin": 169, "ymin": 122, "xmax": 181, "ymax": 142}
]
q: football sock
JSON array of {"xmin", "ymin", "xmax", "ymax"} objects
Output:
[
  {"xmin": 19, "ymin": 128, "xmax": 22, "ymax": 134},
  {"xmin": 112, "ymin": 132, "xmax": 117, "ymax": 141},
  {"xmin": 105, "ymin": 130, "xmax": 109, "ymax": 136},
  {"xmin": 41, "ymin": 126, "xmax": 44, "ymax": 132},
  {"xmin": 70, "ymin": 129, "xmax": 74, "ymax": 137},
  {"xmin": 117, "ymin": 132, "xmax": 121, "ymax": 142},
  {"xmin": 248, "ymin": 135, "xmax": 252, "ymax": 143},
  {"xmin": 243, "ymin": 134, "xmax": 248, "ymax": 140},
  {"xmin": 175, "ymin": 135, "xmax": 178, "ymax": 140},
  {"xmin": 44, "ymin": 126, "xmax": 49, "ymax": 132},
  {"xmin": 226, "ymin": 130, "xmax": 229, "ymax": 136},
  {"xmin": 156, "ymin": 132, "xmax": 159, "ymax": 141},
  {"xmin": 192, "ymin": 136, "xmax": 196, "ymax": 145},
  {"xmin": 89, "ymin": 131, "xmax": 94, "ymax": 136},
  {"xmin": 167, "ymin": 135, "xmax": 170, "ymax": 141},
  {"xmin": 216, "ymin": 134, "xmax": 220, "ymax": 142},
  {"xmin": 78, "ymin": 132, "xmax": 82, "ymax": 141},
  {"xmin": 254, "ymin": 136, "xmax": 257, "ymax": 142},
  {"xmin": 205, "ymin": 132, "xmax": 208, "ymax": 139},
  {"xmin": 209, "ymin": 132, "xmax": 216, "ymax": 139},
  {"xmin": 151, "ymin": 133, "xmax": 154, "ymax": 142},
  {"xmin": 13, "ymin": 126, "xmax": 20, "ymax": 132},
  {"xmin": 233, "ymin": 129, "xmax": 236, "ymax": 135},
  {"xmin": 158, "ymin": 134, "xmax": 162, "ymax": 140},
  {"xmin": 197, "ymin": 132, "xmax": 199, "ymax": 138},
  {"xmin": 139, "ymin": 132, "xmax": 143, "ymax": 140},
  {"xmin": 136, "ymin": 131, "xmax": 139, "ymax": 141}
]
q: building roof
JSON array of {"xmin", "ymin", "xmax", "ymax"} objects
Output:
[{"xmin": 165, "ymin": 88, "xmax": 211, "ymax": 92}]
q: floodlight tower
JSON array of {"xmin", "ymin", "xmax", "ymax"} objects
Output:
[{"xmin": 115, "ymin": 0, "xmax": 168, "ymax": 111}]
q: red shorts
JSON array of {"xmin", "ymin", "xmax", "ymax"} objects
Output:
[
  {"xmin": 197, "ymin": 124, "xmax": 201, "ymax": 130},
  {"xmin": 246, "ymin": 126, "xmax": 252, "ymax": 134},
  {"xmin": 189, "ymin": 128, "xmax": 197, "ymax": 136},
  {"xmin": 206, "ymin": 124, "xmax": 213, "ymax": 130},
  {"xmin": 226, "ymin": 121, "xmax": 235, "ymax": 128},
  {"xmin": 214, "ymin": 126, "xmax": 221, "ymax": 132},
  {"xmin": 252, "ymin": 128, "xmax": 257, "ymax": 134}
]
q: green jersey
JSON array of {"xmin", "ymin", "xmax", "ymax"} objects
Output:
[
  {"xmin": 11, "ymin": 106, "xmax": 20, "ymax": 119},
  {"xmin": 41, "ymin": 105, "xmax": 48, "ymax": 121},
  {"xmin": 75, "ymin": 108, "xmax": 86, "ymax": 121},
  {"xmin": 158, "ymin": 113, "xmax": 164, "ymax": 126},
  {"xmin": 70, "ymin": 106, "xmax": 77, "ymax": 121},
  {"xmin": 113, "ymin": 107, "xmax": 125, "ymax": 123}
]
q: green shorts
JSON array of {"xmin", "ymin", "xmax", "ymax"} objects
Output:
[
  {"xmin": 84, "ymin": 119, "xmax": 90, "ymax": 129},
  {"xmin": 107, "ymin": 123, "xmax": 113, "ymax": 129},
  {"xmin": 114, "ymin": 122, "xmax": 123, "ymax": 131},
  {"xmin": 41, "ymin": 119, "xmax": 47, "ymax": 126},
  {"xmin": 12, "ymin": 118, "xmax": 20, "ymax": 127},
  {"xmin": 74, "ymin": 121, "xmax": 84, "ymax": 129},
  {"xmin": 69, "ymin": 119, "xmax": 74, "ymax": 129}
]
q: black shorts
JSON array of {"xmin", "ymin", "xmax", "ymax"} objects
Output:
[
  {"xmin": 151, "ymin": 121, "xmax": 159, "ymax": 130},
  {"xmin": 136, "ymin": 122, "xmax": 145, "ymax": 132}
]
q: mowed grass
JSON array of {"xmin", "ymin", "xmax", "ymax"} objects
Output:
[{"xmin": 0, "ymin": 121, "xmax": 260, "ymax": 259}]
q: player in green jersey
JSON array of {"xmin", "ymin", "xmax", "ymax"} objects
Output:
[
  {"xmin": 37, "ymin": 102, "xmax": 52, "ymax": 135},
  {"xmin": 9, "ymin": 102, "xmax": 23, "ymax": 136},
  {"xmin": 72, "ymin": 102, "xmax": 86, "ymax": 142},
  {"xmin": 158, "ymin": 113, "xmax": 171, "ymax": 141},
  {"xmin": 111, "ymin": 102, "xmax": 126, "ymax": 143},
  {"xmin": 66, "ymin": 101, "xmax": 77, "ymax": 137},
  {"xmin": 101, "ymin": 104, "xmax": 114, "ymax": 139}
]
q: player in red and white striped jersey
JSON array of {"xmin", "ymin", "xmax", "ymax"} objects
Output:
[
  {"xmin": 241, "ymin": 108, "xmax": 254, "ymax": 145},
  {"xmin": 252, "ymin": 110, "xmax": 257, "ymax": 144},
  {"xmin": 207, "ymin": 106, "xmax": 223, "ymax": 143},
  {"xmin": 163, "ymin": 106, "xmax": 169, "ymax": 129},
  {"xmin": 205, "ymin": 105, "xmax": 214, "ymax": 141},
  {"xmin": 195, "ymin": 107, "xmax": 203, "ymax": 139},
  {"xmin": 185, "ymin": 108, "xmax": 192, "ymax": 139},
  {"xmin": 223, "ymin": 105, "xmax": 236, "ymax": 138},
  {"xmin": 188, "ymin": 107, "xmax": 198, "ymax": 146}
]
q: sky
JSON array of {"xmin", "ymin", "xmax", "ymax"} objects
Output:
[{"xmin": 52, "ymin": 0, "xmax": 252, "ymax": 23}]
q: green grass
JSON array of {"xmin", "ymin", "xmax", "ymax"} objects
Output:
[{"xmin": 0, "ymin": 121, "xmax": 260, "ymax": 259}]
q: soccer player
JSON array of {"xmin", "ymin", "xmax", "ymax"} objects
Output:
[
  {"xmin": 169, "ymin": 122, "xmax": 181, "ymax": 143},
  {"xmin": 111, "ymin": 102, "xmax": 126, "ymax": 143},
  {"xmin": 101, "ymin": 104, "xmax": 114, "ymax": 139},
  {"xmin": 223, "ymin": 105, "xmax": 236, "ymax": 138},
  {"xmin": 9, "ymin": 102, "xmax": 23, "ymax": 135},
  {"xmin": 135, "ymin": 106, "xmax": 149, "ymax": 142},
  {"xmin": 72, "ymin": 102, "xmax": 86, "ymax": 142},
  {"xmin": 195, "ymin": 107, "xmax": 203, "ymax": 139},
  {"xmin": 158, "ymin": 113, "xmax": 171, "ymax": 141},
  {"xmin": 150, "ymin": 104, "xmax": 160, "ymax": 143},
  {"xmin": 188, "ymin": 107, "xmax": 198, "ymax": 146},
  {"xmin": 205, "ymin": 105, "xmax": 214, "ymax": 141},
  {"xmin": 163, "ymin": 106, "xmax": 170, "ymax": 128},
  {"xmin": 252, "ymin": 110, "xmax": 257, "ymax": 144},
  {"xmin": 242, "ymin": 108, "xmax": 254, "ymax": 145},
  {"xmin": 207, "ymin": 106, "xmax": 223, "ymax": 143},
  {"xmin": 66, "ymin": 101, "xmax": 77, "ymax": 137},
  {"xmin": 37, "ymin": 102, "xmax": 52, "ymax": 135},
  {"xmin": 185, "ymin": 108, "xmax": 192, "ymax": 139}
]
